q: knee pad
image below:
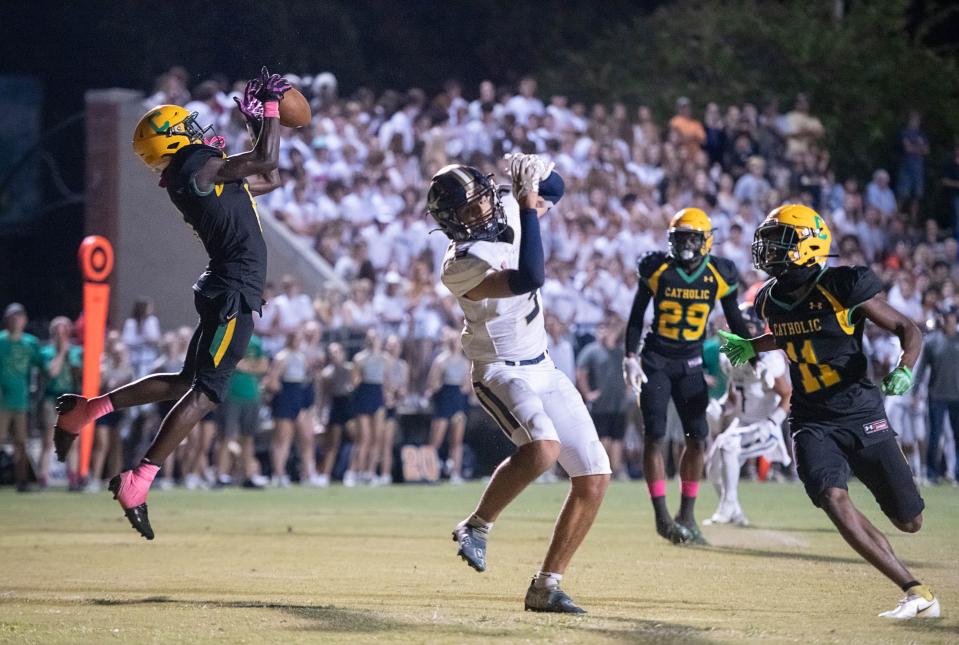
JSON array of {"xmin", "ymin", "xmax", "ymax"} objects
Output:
[{"xmin": 528, "ymin": 410, "xmax": 553, "ymax": 435}]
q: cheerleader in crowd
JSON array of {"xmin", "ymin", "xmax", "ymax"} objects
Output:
[
  {"xmin": 345, "ymin": 329, "xmax": 387, "ymax": 486},
  {"xmin": 376, "ymin": 334, "xmax": 409, "ymax": 485},
  {"xmin": 318, "ymin": 342, "xmax": 353, "ymax": 485},
  {"xmin": 424, "ymin": 328, "xmax": 471, "ymax": 484},
  {"xmin": 267, "ymin": 330, "xmax": 321, "ymax": 487}
]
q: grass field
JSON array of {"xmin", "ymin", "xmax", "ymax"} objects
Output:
[{"xmin": 1, "ymin": 479, "xmax": 956, "ymax": 644}]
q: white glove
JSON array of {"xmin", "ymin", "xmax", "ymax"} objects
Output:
[
  {"xmin": 504, "ymin": 153, "xmax": 555, "ymax": 199},
  {"xmin": 622, "ymin": 355, "xmax": 647, "ymax": 396}
]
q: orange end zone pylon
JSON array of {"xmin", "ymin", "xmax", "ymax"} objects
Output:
[{"xmin": 77, "ymin": 236, "xmax": 114, "ymax": 478}]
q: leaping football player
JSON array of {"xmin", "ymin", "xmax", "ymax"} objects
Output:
[
  {"xmin": 719, "ymin": 204, "xmax": 939, "ymax": 619},
  {"xmin": 51, "ymin": 68, "xmax": 288, "ymax": 539},
  {"xmin": 432, "ymin": 154, "xmax": 611, "ymax": 614},
  {"xmin": 704, "ymin": 303, "xmax": 792, "ymax": 527},
  {"xmin": 623, "ymin": 208, "xmax": 752, "ymax": 544}
]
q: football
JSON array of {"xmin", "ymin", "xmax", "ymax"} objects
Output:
[{"xmin": 279, "ymin": 86, "xmax": 311, "ymax": 128}]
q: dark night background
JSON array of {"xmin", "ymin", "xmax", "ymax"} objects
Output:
[{"xmin": 1, "ymin": 0, "xmax": 957, "ymax": 323}]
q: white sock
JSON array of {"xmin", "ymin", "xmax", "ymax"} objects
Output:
[
  {"xmin": 533, "ymin": 571, "xmax": 562, "ymax": 590},
  {"xmin": 466, "ymin": 514, "xmax": 492, "ymax": 535}
]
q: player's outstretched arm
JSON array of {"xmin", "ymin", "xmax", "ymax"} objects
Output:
[
  {"xmin": 464, "ymin": 190, "xmax": 546, "ymax": 300},
  {"xmin": 195, "ymin": 69, "xmax": 288, "ymax": 190},
  {"xmin": 718, "ymin": 331, "xmax": 777, "ymax": 366},
  {"xmin": 859, "ymin": 296, "xmax": 922, "ymax": 395}
]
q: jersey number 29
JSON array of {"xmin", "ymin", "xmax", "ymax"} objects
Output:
[{"xmin": 657, "ymin": 300, "xmax": 709, "ymax": 341}]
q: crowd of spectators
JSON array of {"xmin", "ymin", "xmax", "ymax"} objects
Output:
[{"xmin": 1, "ymin": 68, "xmax": 958, "ymax": 490}]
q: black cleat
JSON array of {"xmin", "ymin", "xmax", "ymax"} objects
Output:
[
  {"xmin": 675, "ymin": 517, "xmax": 708, "ymax": 545},
  {"xmin": 656, "ymin": 517, "xmax": 691, "ymax": 545},
  {"xmin": 452, "ymin": 522, "xmax": 487, "ymax": 572},
  {"xmin": 53, "ymin": 394, "xmax": 88, "ymax": 462},
  {"xmin": 109, "ymin": 475, "xmax": 154, "ymax": 540},
  {"xmin": 53, "ymin": 426, "xmax": 78, "ymax": 463},
  {"xmin": 524, "ymin": 580, "xmax": 586, "ymax": 614}
]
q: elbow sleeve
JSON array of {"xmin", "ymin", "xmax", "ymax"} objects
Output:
[
  {"xmin": 507, "ymin": 208, "xmax": 545, "ymax": 294},
  {"xmin": 625, "ymin": 286, "xmax": 651, "ymax": 354}
]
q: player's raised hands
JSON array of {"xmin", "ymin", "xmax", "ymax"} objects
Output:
[
  {"xmin": 233, "ymin": 79, "xmax": 263, "ymax": 120},
  {"xmin": 255, "ymin": 66, "xmax": 292, "ymax": 101},
  {"xmin": 504, "ymin": 153, "xmax": 555, "ymax": 200}
]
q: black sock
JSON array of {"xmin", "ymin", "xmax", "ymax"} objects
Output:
[
  {"xmin": 141, "ymin": 457, "xmax": 158, "ymax": 468},
  {"xmin": 901, "ymin": 580, "xmax": 922, "ymax": 592},
  {"xmin": 651, "ymin": 495, "xmax": 670, "ymax": 522},
  {"xmin": 678, "ymin": 495, "xmax": 696, "ymax": 522}
]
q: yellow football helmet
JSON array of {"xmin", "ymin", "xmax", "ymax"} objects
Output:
[
  {"xmin": 668, "ymin": 207, "xmax": 713, "ymax": 262},
  {"xmin": 132, "ymin": 105, "xmax": 207, "ymax": 172},
  {"xmin": 752, "ymin": 204, "xmax": 832, "ymax": 275}
]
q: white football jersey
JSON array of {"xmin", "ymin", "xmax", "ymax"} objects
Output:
[
  {"xmin": 441, "ymin": 189, "xmax": 548, "ymax": 364},
  {"xmin": 722, "ymin": 350, "xmax": 787, "ymax": 424}
]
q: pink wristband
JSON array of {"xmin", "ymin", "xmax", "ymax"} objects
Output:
[{"xmin": 264, "ymin": 101, "xmax": 279, "ymax": 118}]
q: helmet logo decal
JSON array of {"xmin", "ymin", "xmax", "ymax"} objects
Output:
[
  {"xmin": 814, "ymin": 215, "xmax": 828, "ymax": 239},
  {"xmin": 148, "ymin": 113, "xmax": 171, "ymax": 134}
]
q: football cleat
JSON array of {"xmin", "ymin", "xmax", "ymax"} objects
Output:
[
  {"xmin": 452, "ymin": 521, "xmax": 487, "ymax": 572},
  {"xmin": 675, "ymin": 517, "xmax": 709, "ymax": 545},
  {"xmin": 878, "ymin": 590, "xmax": 940, "ymax": 619},
  {"xmin": 109, "ymin": 474, "xmax": 155, "ymax": 540},
  {"xmin": 656, "ymin": 517, "xmax": 692, "ymax": 545},
  {"xmin": 524, "ymin": 580, "xmax": 586, "ymax": 614},
  {"xmin": 53, "ymin": 394, "xmax": 88, "ymax": 462}
]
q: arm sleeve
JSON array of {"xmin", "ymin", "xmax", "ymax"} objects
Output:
[
  {"xmin": 625, "ymin": 282, "xmax": 652, "ymax": 355},
  {"xmin": 720, "ymin": 292, "xmax": 751, "ymax": 340},
  {"xmin": 506, "ymin": 208, "xmax": 545, "ymax": 295}
]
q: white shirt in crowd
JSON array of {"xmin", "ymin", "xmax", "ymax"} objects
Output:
[{"xmin": 271, "ymin": 292, "xmax": 315, "ymax": 334}]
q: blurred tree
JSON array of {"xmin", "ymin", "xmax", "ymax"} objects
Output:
[{"xmin": 540, "ymin": 0, "xmax": 959, "ymax": 179}]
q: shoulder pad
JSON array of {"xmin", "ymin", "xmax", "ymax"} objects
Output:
[
  {"xmin": 754, "ymin": 279, "xmax": 776, "ymax": 321},
  {"xmin": 443, "ymin": 240, "xmax": 496, "ymax": 278},
  {"xmin": 637, "ymin": 251, "xmax": 669, "ymax": 279},
  {"xmin": 820, "ymin": 265, "xmax": 882, "ymax": 309},
  {"xmin": 710, "ymin": 256, "xmax": 741, "ymax": 284}
]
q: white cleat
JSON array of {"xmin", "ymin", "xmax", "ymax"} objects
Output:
[
  {"xmin": 878, "ymin": 593, "xmax": 940, "ymax": 619},
  {"xmin": 704, "ymin": 509, "xmax": 748, "ymax": 526}
]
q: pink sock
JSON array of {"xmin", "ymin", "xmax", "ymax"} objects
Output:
[
  {"xmin": 681, "ymin": 480, "xmax": 699, "ymax": 498},
  {"xmin": 88, "ymin": 395, "xmax": 114, "ymax": 421},
  {"xmin": 116, "ymin": 461, "xmax": 160, "ymax": 509},
  {"xmin": 647, "ymin": 479, "xmax": 667, "ymax": 498}
]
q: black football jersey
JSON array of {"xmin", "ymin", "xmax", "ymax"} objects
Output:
[
  {"xmin": 755, "ymin": 266, "xmax": 884, "ymax": 426},
  {"xmin": 637, "ymin": 252, "xmax": 741, "ymax": 359},
  {"xmin": 163, "ymin": 144, "xmax": 268, "ymax": 312}
]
